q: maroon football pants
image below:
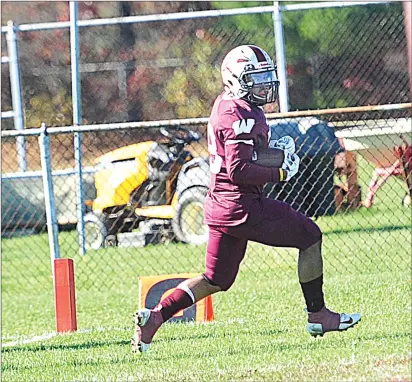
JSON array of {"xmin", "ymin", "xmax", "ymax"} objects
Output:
[{"xmin": 204, "ymin": 197, "xmax": 322, "ymax": 291}]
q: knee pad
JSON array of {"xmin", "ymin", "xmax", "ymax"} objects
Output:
[
  {"xmin": 302, "ymin": 220, "xmax": 322, "ymax": 251},
  {"xmin": 202, "ymin": 273, "xmax": 233, "ymax": 292},
  {"xmin": 298, "ymin": 240, "xmax": 323, "ymax": 282}
]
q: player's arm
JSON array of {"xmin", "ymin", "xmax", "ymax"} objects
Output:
[
  {"xmin": 252, "ymin": 145, "xmax": 300, "ymax": 182},
  {"xmin": 224, "ymin": 138, "xmax": 285, "ymax": 185}
]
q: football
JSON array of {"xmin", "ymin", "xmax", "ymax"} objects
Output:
[{"xmin": 252, "ymin": 147, "xmax": 285, "ymax": 168}]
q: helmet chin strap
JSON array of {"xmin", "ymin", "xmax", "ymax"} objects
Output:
[{"xmin": 246, "ymin": 91, "xmax": 266, "ymax": 106}]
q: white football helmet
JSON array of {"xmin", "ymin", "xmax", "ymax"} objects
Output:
[{"xmin": 221, "ymin": 45, "xmax": 280, "ymax": 106}]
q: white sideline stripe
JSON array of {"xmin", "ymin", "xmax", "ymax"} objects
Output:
[
  {"xmin": 2, "ymin": 319, "xmax": 251, "ymax": 348},
  {"xmin": 2, "ymin": 332, "xmax": 58, "ymax": 347},
  {"xmin": 1, "ymin": 326, "xmax": 128, "ymax": 348},
  {"xmin": 1, "ymin": 320, "xmax": 228, "ymax": 347}
]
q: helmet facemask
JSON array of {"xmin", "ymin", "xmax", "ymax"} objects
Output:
[{"xmin": 241, "ymin": 69, "xmax": 280, "ymax": 106}]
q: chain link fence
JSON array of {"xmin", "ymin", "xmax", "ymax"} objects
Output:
[
  {"xmin": 2, "ymin": 109, "xmax": 411, "ymax": 330},
  {"xmin": 1, "ymin": 2, "xmax": 409, "ymax": 130},
  {"xmin": 1, "ymin": 2, "xmax": 411, "ymax": 335}
]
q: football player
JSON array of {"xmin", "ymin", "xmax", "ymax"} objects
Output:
[{"xmin": 132, "ymin": 45, "xmax": 361, "ymax": 353}]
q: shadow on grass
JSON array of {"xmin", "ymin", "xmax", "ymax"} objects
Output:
[
  {"xmin": 149, "ymin": 331, "xmax": 412, "ymax": 362},
  {"xmin": 158, "ymin": 327, "xmax": 284, "ymax": 344},
  {"xmin": 2, "ymin": 339, "xmax": 131, "ymax": 354},
  {"xmin": 323, "ymin": 224, "xmax": 410, "ymax": 236},
  {"xmin": 4, "ymin": 327, "xmax": 410, "ymax": 359}
]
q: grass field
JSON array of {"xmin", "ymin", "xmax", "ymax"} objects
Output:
[{"xmin": 2, "ymin": 161, "xmax": 411, "ymax": 381}]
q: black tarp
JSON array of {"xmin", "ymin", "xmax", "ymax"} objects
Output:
[{"xmin": 266, "ymin": 118, "xmax": 343, "ymax": 217}]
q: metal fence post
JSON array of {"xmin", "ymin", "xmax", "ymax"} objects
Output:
[
  {"xmin": 39, "ymin": 123, "xmax": 61, "ymax": 269},
  {"xmin": 70, "ymin": 2, "xmax": 86, "ymax": 255},
  {"xmin": 272, "ymin": 2, "xmax": 289, "ymax": 112},
  {"xmin": 6, "ymin": 20, "xmax": 26, "ymax": 172},
  {"xmin": 39, "ymin": 123, "xmax": 78, "ymax": 333}
]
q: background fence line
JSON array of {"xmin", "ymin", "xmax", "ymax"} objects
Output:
[
  {"xmin": 2, "ymin": 103, "xmax": 411, "ymax": 139},
  {"xmin": 1, "ymin": 2, "xmax": 410, "ymax": 344},
  {"xmin": 1, "ymin": 1, "xmax": 400, "ymax": 171}
]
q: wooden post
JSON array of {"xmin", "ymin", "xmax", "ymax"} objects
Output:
[{"xmin": 345, "ymin": 151, "xmax": 361, "ymax": 209}]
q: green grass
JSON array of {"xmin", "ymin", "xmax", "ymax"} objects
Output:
[
  {"xmin": 1, "ymin": 266, "xmax": 411, "ymax": 381},
  {"xmin": 2, "ymin": 155, "xmax": 411, "ymax": 381}
]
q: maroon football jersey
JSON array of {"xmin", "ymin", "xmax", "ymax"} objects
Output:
[{"xmin": 204, "ymin": 91, "xmax": 281, "ymax": 226}]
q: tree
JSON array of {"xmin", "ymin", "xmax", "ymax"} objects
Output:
[
  {"xmin": 1, "ymin": 1, "xmax": 214, "ymax": 126},
  {"xmin": 211, "ymin": 1, "xmax": 408, "ymax": 108},
  {"xmin": 164, "ymin": 37, "xmax": 222, "ymax": 118}
]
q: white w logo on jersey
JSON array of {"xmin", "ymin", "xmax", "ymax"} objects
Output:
[{"xmin": 232, "ymin": 119, "xmax": 255, "ymax": 136}]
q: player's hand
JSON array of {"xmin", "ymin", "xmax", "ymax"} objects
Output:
[
  {"xmin": 269, "ymin": 135, "xmax": 296, "ymax": 154},
  {"xmin": 282, "ymin": 152, "xmax": 300, "ymax": 181}
]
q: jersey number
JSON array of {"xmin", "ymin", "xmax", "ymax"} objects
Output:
[
  {"xmin": 207, "ymin": 119, "xmax": 256, "ymax": 174},
  {"xmin": 232, "ymin": 119, "xmax": 255, "ymax": 136}
]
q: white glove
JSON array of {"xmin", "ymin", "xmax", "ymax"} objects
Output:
[
  {"xmin": 282, "ymin": 152, "xmax": 300, "ymax": 181},
  {"xmin": 269, "ymin": 135, "xmax": 296, "ymax": 154}
]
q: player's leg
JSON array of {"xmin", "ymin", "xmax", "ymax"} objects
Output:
[
  {"xmin": 132, "ymin": 275, "xmax": 219, "ymax": 353},
  {"xmin": 299, "ymin": 241, "xmax": 361, "ymax": 337},
  {"xmin": 132, "ymin": 226, "xmax": 247, "ymax": 353},
  {"xmin": 221, "ymin": 197, "xmax": 361, "ymax": 336}
]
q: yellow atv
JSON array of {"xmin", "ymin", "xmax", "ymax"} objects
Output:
[{"xmin": 83, "ymin": 127, "xmax": 209, "ymax": 250}]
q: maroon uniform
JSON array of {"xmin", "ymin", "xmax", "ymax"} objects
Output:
[
  {"xmin": 204, "ymin": 92, "xmax": 281, "ymax": 226},
  {"xmin": 132, "ymin": 46, "xmax": 361, "ymax": 355},
  {"xmin": 132, "ymin": 45, "xmax": 361, "ymax": 352},
  {"xmin": 204, "ymin": 91, "xmax": 321, "ymax": 291}
]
